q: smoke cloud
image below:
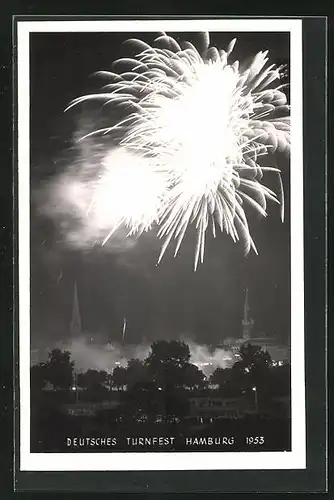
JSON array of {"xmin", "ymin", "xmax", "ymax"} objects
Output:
[
  {"xmin": 35, "ymin": 169, "xmax": 138, "ymax": 254},
  {"xmin": 33, "ymin": 114, "xmax": 141, "ymax": 254},
  {"xmin": 34, "ymin": 335, "xmax": 235, "ymax": 377},
  {"xmin": 185, "ymin": 338, "xmax": 234, "ymax": 376},
  {"xmin": 57, "ymin": 338, "xmax": 151, "ymax": 373}
]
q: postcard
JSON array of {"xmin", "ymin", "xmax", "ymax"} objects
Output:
[{"xmin": 16, "ymin": 18, "xmax": 308, "ymax": 474}]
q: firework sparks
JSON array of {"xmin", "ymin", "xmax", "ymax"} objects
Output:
[{"xmin": 66, "ymin": 32, "xmax": 290, "ymax": 269}]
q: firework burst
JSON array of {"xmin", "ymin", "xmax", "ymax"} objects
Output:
[{"xmin": 66, "ymin": 32, "xmax": 290, "ymax": 269}]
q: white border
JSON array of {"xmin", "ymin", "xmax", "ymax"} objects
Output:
[{"xmin": 18, "ymin": 19, "xmax": 305, "ymax": 471}]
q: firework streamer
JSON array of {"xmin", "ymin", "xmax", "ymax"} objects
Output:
[
  {"xmin": 122, "ymin": 317, "xmax": 127, "ymax": 341},
  {"xmin": 66, "ymin": 32, "xmax": 290, "ymax": 270}
]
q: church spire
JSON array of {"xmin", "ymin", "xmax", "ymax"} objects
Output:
[
  {"xmin": 70, "ymin": 281, "xmax": 82, "ymax": 337},
  {"xmin": 242, "ymin": 288, "xmax": 254, "ymax": 341},
  {"xmin": 244, "ymin": 288, "xmax": 250, "ymax": 322}
]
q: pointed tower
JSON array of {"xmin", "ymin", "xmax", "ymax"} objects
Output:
[
  {"xmin": 242, "ymin": 288, "xmax": 254, "ymax": 341},
  {"xmin": 70, "ymin": 281, "xmax": 82, "ymax": 338}
]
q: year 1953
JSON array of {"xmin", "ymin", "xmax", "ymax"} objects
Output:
[{"xmin": 245, "ymin": 436, "xmax": 265, "ymax": 445}]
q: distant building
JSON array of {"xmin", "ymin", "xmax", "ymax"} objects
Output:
[
  {"xmin": 62, "ymin": 399, "xmax": 121, "ymax": 417},
  {"xmin": 221, "ymin": 288, "xmax": 290, "ymax": 364},
  {"xmin": 241, "ymin": 287, "xmax": 254, "ymax": 341},
  {"xmin": 188, "ymin": 394, "xmax": 243, "ymax": 419},
  {"xmin": 70, "ymin": 280, "xmax": 82, "ymax": 338}
]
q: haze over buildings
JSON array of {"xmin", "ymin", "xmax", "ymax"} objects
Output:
[{"xmin": 31, "ymin": 280, "xmax": 290, "ymax": 371}]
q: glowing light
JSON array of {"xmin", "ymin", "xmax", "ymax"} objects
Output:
[
  {"xmin": 67, "ymin": 32, "xmax": 290, "ymax": 269},
  {"xmin": 87, "ymin": 148, "xmax": 168, "ymax": 244}
]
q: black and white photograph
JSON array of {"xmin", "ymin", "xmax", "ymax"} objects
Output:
[{"xmin": 17, "ymin": 18, "xmax": 306, "ymax": 472}]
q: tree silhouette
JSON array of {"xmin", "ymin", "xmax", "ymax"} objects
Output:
[
  {"xmin": 77, "ymin": 369, "xmax": 109, "ymax": 401},
  {"xmin": 209, "ymin": 367, "xmax": 233, "ymax": 388},
  {"xmin": 231, "ymin": 342, "xmax": 273, "ymax": 408},
  {"xmin": 146, "ymin": 340, "xmax": 191, "ymax": 367},
  {"xmin": 112, "ymin": 366, "xmax": 128, "ymax": 391},
  {"xmin": 77, "ymin": 369, "xmax": 108, "ymax": 390},
  {"xmin": 181, "ymin": 362, "xmax": 207, "ymax": 390},
  {"xmin": 126, "ymin": 358, "xmax": 149, "ymax": 389},
  {"xmin": 46, "ymin": 349, "xmax": 74, "ymax": 390},
  {"xmin": 125, "ymin": 381, "xmax": 164, "ymax": 423},
  {"xmin": 138, "ymin": 341, "xmax": 197, "ymax": 422},
  {"xmin": 31, "ymin": 362, "xmax": 48, "ymax": 392},
  {"xmin": 145, "ymin": 340, "xmax": 191, "ymax": 389},
  {"xmin": 239, "ymin": 342, "xmax": 272, "ymax": 369}
]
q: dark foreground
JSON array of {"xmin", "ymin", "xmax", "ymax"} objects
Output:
[{"xmin": 31, "ymin": 409, "xmax": 291, "ymax": 453}]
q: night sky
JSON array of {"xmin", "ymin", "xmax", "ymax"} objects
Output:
[{"xmin": 29, "ymin": 31, "xmax": 291, "ymax": 348}]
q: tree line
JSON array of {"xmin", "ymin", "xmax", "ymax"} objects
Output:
[{"xmin": 31, "ymin": 340, "xmax": 290, "ymax": 403}]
